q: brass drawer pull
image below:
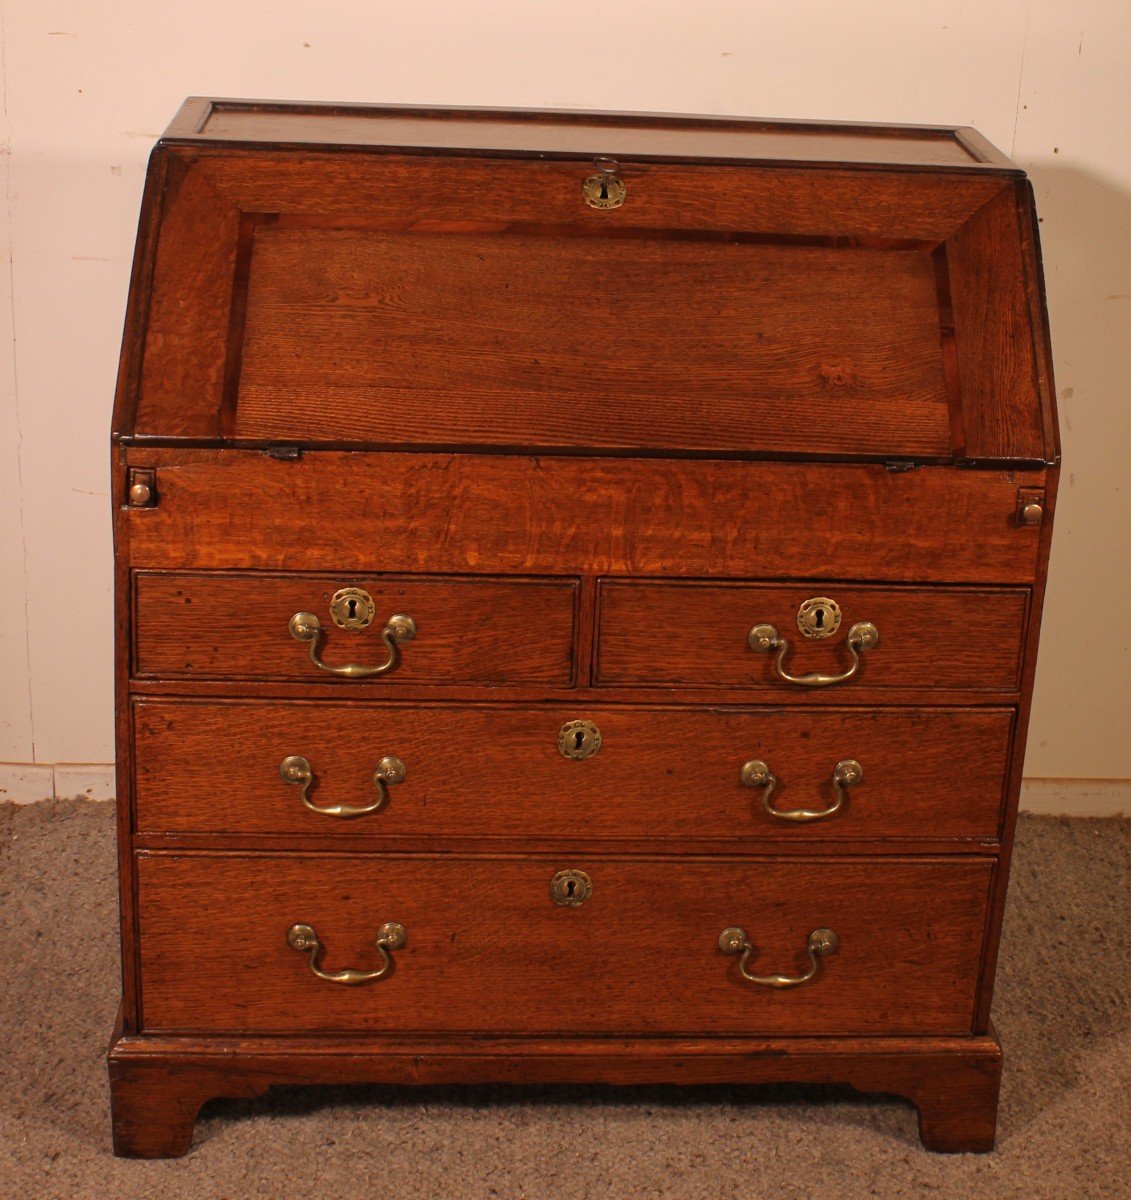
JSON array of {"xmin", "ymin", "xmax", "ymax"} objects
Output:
[
  {"xmin": 279, "ymin": 754, "xmax": 406, "ymax": 818},
  {"xmin": 747, "ymin": 620, "xmax": 878, "ymax": 687},
  {"xmin": 288, "ymin": 611, "xmax": 416, "ymax": 678},
  {"xmin": 718, "ymin": 926, "xmax": 838, "ymax": 989},
  {"xmin": 287, "ymin": 921, "xmax": 406, "ymax": 985},
  {"xmin": 740, "ymin": 758, "xmax": 863, "ymax": 822}
]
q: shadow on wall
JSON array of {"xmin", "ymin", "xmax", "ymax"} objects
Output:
[
  {"xmin": 1024, "ymin": 160, "xmax": 1131, "ymax": 416},
  {"xmin": 1018, "ymin": 161, "xmax": 1131, "ymax": 782}
]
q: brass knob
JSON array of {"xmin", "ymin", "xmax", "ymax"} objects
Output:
[
  {"xmin": 739, "ymin": 759, "xmax": 772, "ymax": 788},
  {"xmin": 128, "ymin": 481, "xmax": 152, "ymax": 506},
  {"xmin": 1020, "ymin": 501, "xmax": 1043, "ymax": 526}
]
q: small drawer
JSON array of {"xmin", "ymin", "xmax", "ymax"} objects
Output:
[
  {"xmin": 137, "ymin": 853, "xmax": 991, "ymax": 1036},
  {"xmin": 134, "ymin": 700, "xmax": 1013, "ymax": 842},
  {"xmin": 132, "ymin": 571, "xmax": 578, "ymax": 685},
  {"xmin": 597, "ymin": 580, "xmax": 1027, "ymax": 692}
]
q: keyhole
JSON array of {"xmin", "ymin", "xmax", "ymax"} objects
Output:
[
  {"xmin": 565, "ymin": 879, "xmax": 577, "ymax": 898},
  {"xmin": 599, "ymin": 177, "xmax": 609, "ymax": 200},
  {"xmin": 574, "ymin": 730, "xmax": 586, "ymax": 751},
  {"xmin": 347, "ymin": 598, "xmax": 358, "ymax": 621},
  {"xmin": 814, "ymin": 607, "xmax": 825, "ymax": 629}
]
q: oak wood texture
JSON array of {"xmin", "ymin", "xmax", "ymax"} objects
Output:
[
  {"xmin": 112, "ymin": 138, "xmax": 1054, "ymax": 464},
  {"xmin": 135, "ymin": 852, "xmax": 991, "ymax": 1037},
  {"xmin": 597, "ymin": 581, "xmax": 1028, "ymax": 691},
  {"xmin": 107, "ymin": 1022, "xmax": 1003, "ymax": 1157},
  {"xmin": 133, "ymin": 700, "xmax": 1013, "ymax": 843},
  {"xmin": 947, "ymin": 186, "xmax": 1045, "ymax": 461},
  {"xmin": 123, "ymin": 452, "xmax": 1046, "ymax": 585},
  {"xmin": 109, "ymin": 101, "xmax": 1059, "ymax": 1157},
  {"xmin": 234, "ymin": 229, "xmax": 952, "ymax": 457},
  {"xmin": 132, "ymin": 572, "xmax": 578, "ymax": 685}
]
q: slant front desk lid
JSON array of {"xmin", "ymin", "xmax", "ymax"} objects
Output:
[{"xmin": 114, "ymin": 99, "xmax": 1057, "ymax": 465}]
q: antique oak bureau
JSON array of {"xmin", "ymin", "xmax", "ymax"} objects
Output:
[{"xmin": 108, "ymin": 99, "xmax": 1058, "ymax": 1156}]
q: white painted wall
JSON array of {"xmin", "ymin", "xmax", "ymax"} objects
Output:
[{"xmin": 0, "ymin": 2, "xmax": 1127, "ymax": 805}]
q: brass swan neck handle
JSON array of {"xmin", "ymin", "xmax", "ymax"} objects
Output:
[
  {"xmin": 748, "ymin": 620, "xmax": 878, "ymax": 687},
  {"xmin": 718, "ymin": 926, "xmax": 838, "ymax": 988},
  {"xmin": 740, "ymin": 758, "xmax": 863, "ymax": 822},
  {"xmin": 279, "ymin": 754, "xmax": 406, "ymax": 818},
  {"xmin": 287, "ymin": 922, "xmax": 407, "ymax": 985},
  {"xmin": 289, "ymin": 611, "xmax": 416, "ymax": 678}
]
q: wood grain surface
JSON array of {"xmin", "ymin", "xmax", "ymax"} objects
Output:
[
  {"xmin": 123, "ymin": 452, "xmax": 1046, "ymax": 584},
  {"xmin": 946, "ymin": 186, "xmax": 1045, "ymax": 461},
  {"xmin": 107, "ymin": 1022, "xmax": 1003, "ymax": 1156},
  {"xmin": 124, "ymin": 151, "xmax": 1033, "ymax": 454},
  {"xmin": 133, "ymin": 572, "xmax": 578, "ymax": 684},
  {"xmin": 108, "ymin": 104, "xmax": 1059, "ymax": 1157},
  {"xmin": 132, "ymin": 700, "xmax": 1013, "ymax": 842},
  {"xmin": 596, "ymin": 580, "xmax": 1028, "ymax": 691},
  {"xmin": 233, "ymin": 228, "xmax": 951, "ymax": 457},
  {"xmin": 136, "ymin": 853, "xmax": 992, "ymax": 1037}
]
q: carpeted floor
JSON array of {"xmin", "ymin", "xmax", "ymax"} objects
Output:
[{"xmin": 0, "ymin": 802, "xmax": 1127, "ymax": 1199}]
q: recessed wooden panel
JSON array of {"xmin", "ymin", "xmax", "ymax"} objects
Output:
[
  {"xmin": 132, "ymin": 572, "xmax": 577, "ymax": 685},
  {"xmin": 133, "ymin": 700, "xmax": 1013, "ymax": 842},
  {"xmin": 122, "ymin": 150, "xmax": 1023, "ymax": 450},
  {"xmin": 597, "ymin": 581, "xmax": 1027, "ymax": 691},
  {"xmin": 137, "ymin": 853, "xmax": 991, "ymax": 1036},
  {"xmin": 232, "ymin": 228, "xmax": 951, "ymax": 457}
]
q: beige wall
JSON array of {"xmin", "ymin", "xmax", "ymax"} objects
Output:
[{"xmin": 0, "ymin": 2, "xmax": 1127, "ymax": 798}]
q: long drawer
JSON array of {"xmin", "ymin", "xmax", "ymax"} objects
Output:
[
  {"xmin": 137, "ymin": 853, "xmax": 992, "ymax": 1036},
  {"xmin": 597, "ymin": 580, "xmax": 1028, "ymax": 692},
  {"xmin": 132, "ymin": 571, "xmax": 579, "ymax": 684},
  {"xmin": 133, "ymin": 700, "xmax": 1013, "ymax": 842}
]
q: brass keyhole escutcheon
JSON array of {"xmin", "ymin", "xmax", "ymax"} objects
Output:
[
  {"xmin": 797, "ymin": 596, "xmax": 842, "ymax": 640},
  {"xmin": 558, "ymin": 720, "xmax": 602, "ymax": 760},
  {"xmin": 329, "ymin": 587, "xmax": 377, "ymax": 631},
  {"xmin": 550, "ymin": 869, "xmax": 593, "ymax": 908},
  {"xmin": 582, "ymin": 157, "xmax": 626, "ymax": 210}
]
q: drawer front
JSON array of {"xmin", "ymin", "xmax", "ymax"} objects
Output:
[
  {"xmin": 137, "ymin": 853, "xmax": 991, "ymax": 1035},
  {"xmin": 597, "ymin": 581, "xmax": 1027, "ymax": 692},
  {"xmin": 134, "ymin": 700, "xmax": 1013, "ymax": 842},
  {"xmin": 132, "ymin": 572, "xmax": 578, "ymax": 684},
  {"xmin": 126, "ymin": 452, "xmax": 1046, "ymax": 585}
]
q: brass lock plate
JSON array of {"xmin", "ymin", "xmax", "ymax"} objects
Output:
[
  {"xmin": 550, "ymin": 869, "xmax": 593, "ymax": 908},
  {"xmin": 582, "ymin": 158, "xmax": 626, "ymax": 210},
  {"xmin": 329, "ymin": 587, "xmax": 376, "ymax": 631},
  {"xmin": 796, "ymin": 597, "xmax": 842, "ymax": 640},
  {"xmin": 558, "ymin": 720, "xmax": 602, "ymax": 760}
]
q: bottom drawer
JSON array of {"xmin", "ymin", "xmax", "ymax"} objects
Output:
[{"xmin": 137, "ymin": 853, "xmax": 992, "ymax": 1036}]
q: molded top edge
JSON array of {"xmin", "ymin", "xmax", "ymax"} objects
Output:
[{"xmin": 162, "ymin": 97, "xmax": 1017, "ymax": 171}]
